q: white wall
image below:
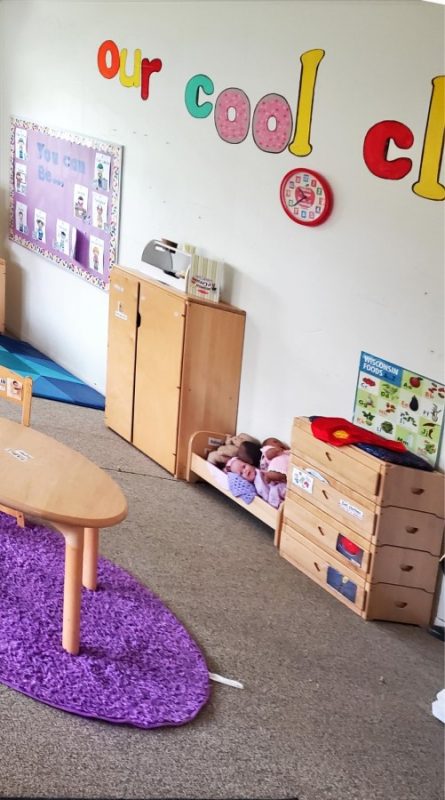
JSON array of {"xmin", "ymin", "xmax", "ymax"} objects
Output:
[{"xmin": 0, "ymin": 0, "xmax": 444, "ymax": 459}]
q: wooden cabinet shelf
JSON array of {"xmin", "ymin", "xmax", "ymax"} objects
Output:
[
  {"xmin": 105, "ymin": 265, "xmax": 246, "ymax": 478},
  {"xmin": 278, "ymin": 417, "xmax": 444, "ymax": 625}
]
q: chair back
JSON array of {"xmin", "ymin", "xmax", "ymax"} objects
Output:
[{"xmin": 0, "ymin": 365, "xmax": 32, "ymax": 426}]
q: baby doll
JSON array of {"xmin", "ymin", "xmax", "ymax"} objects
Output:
[
  {"xmin": 237, "ymin": 440, "xmax": 261, "ymax": 467},
  {"xmin": 225, "ymin": 457, "xmax": 256, "ymax": 482},
  {"xmin": 207, "ymin": 433, "xmax": 260, "ymax": 468},
  {"xmin": 260, "ymin": 437, "xmax": 290, "ymax": 484},
  {"xmin": 226, "ymin": 456, "xmax": 287, "ymax": 509}
]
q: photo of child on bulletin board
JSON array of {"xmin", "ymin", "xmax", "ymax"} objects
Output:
[
  {"xmin": 55, "ymin": 219, "xmax": 71, "ymax": 255},
  {"xmin": 15, "ymin": 201, "xmax": 28, "ymax": 234},
  {"xmin": 33, "ymin": 208, "xmax": 46, "ymax": 243},
  {"xmin": 15, "ymin": 128, "xmax": 27, "ymax": 161},
  {"xmin": 9, "ymin": 117, "xmax": 122, "ymax": 291},
  {"xmin": 15, "ymin": 163, "xmax": 27, "ymax": 195},
  {"xmin": 93, "ymin": 154, "xmax": 110, "ymax": 191}
]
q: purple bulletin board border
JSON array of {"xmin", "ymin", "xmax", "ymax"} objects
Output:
[{"xmin": 9, "ymin": 117, "xmax": 122, "ymax": 291}]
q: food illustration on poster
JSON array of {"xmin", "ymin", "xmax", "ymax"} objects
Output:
[
  {"xmin": 353, "ymin": 352, "xmax": 445, "ymax": 466},
  {"xmin": 9, "ymin": 117, "xmax": 122, "ymax": 290}
]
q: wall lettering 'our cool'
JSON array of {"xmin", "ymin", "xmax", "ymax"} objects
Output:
[{"xmin": 96, "ymin": 40, "xmax": 444, "ymax": 203}]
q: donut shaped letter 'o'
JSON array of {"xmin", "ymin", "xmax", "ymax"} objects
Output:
[
  {"xmin": 252, "ymin": 93, "xmax": 293, "ymax": 153},
  {"xmin": 97, "ymin": 40, "xmax": 120, "ymax": 80},
  {"xmin": 214, "ymin": 88, "xmax": 250, "ymax": 144}
]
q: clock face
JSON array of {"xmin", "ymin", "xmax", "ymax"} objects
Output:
[{"xmin": 280, "ymin": 169, "xmax": 333, "ymax": 226}]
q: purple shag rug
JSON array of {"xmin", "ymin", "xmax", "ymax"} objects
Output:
[{"xmin": 0, "ymin": 513, "xmax": 210, "ymax": 727}]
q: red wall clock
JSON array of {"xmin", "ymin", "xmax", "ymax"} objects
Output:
[{"xmin": 280, "ymin": 168, "xmax": 333, "ymax": 226}]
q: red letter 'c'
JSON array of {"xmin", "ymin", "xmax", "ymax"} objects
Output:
[{"xmin": 363, "ymin": 120, "xmax": 414, "ymax": 180}]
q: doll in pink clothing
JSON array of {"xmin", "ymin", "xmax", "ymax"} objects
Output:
[
  {"xmin": 225, "ymin": 455, "xmax": 287, "ymax": 509},
  {"xmin": 260, "ymin": 437, "xmax": 290, "ymax": 484},
  {"xmin": 225, "ymin": 457, "xmax": 256, "ymax": 482}
]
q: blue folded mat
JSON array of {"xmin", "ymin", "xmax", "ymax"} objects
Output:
[{"xmin": 0, "ymin": 334, "xmax": 105, "ymax": 410}]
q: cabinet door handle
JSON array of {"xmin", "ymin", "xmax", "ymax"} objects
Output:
[
  {"xmin": 400, "ymin": 564, "xmax": 414, "ymax": 572},
  {"xmin": 411, "ymin": 487, "xmax": 425, "ymax": 495},
  {"xmin": 317, "ymin": 525, "xmax": 325, "ymax": 536},
  {"xmin": 395, "ymin": 601, "xmax": 408, "ymax": 608},
  {"xmin": 313, "ymin": 561, "xmax": 321, "ymax": 572},
  {"xmin": 405, "ymin": 526, "xmax": 418, "ymax": 534},
  {"xmin": 325, "ymin": 451, "xmax": 332, "ymax": 461},
  {"xmin": 322, "ymin": 489, "xmax": 329, "ymax": 500}
]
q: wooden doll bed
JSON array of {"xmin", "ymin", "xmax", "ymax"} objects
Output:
[{"xmin": 186, "ymin": 430, "xmax": 283, "ymax": 545}]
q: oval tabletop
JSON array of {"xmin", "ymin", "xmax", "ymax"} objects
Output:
[{"xmin": 0, "ymin": 418, "xmax": 128, "ymax": 527}]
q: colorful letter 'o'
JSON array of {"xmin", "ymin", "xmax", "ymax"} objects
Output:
[
  {"xmin": 363, "ymin": 120, "xmax": 413, "ymax": 180},
  {"xmin": 97, "ymin": 40, "xmax": 120, "ymax": 80},
  {"xmin": 214, "ymin": 88, "xmax": 250, "ymax": 144},
  {"xmin": 252, "ymin": 93, "xmax": 293, "ymax": 153}
]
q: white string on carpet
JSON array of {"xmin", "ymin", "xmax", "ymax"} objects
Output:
[{"xmin": 209, "ymin": 672, "xmax": 243, "ymax": 689}]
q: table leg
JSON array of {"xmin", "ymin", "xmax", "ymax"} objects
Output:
[
  {"xmin": 61, "ymin": 527, "xmax": 84, "ymax": 655},
  {"xmin": 83, "ymin": 527, "xmax": 99, "ymax": 591}
]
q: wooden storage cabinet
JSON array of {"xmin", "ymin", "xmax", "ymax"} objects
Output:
[
  {"xmin": 105, "ymin": 265, "xmax": 245, "ymax": 478},
  {"xmin": 279, "ymin": 417, "xmax": 445, "ymax": 625}
]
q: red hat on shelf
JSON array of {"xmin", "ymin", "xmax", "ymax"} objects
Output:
[{"xmin": 310, "ymin": 417, "xmax": 406, "ymax": 452}]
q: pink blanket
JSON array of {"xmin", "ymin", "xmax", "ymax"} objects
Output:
[{"xmin": 254, "ymin": 471, "xmax": 287, "ymax": 509}]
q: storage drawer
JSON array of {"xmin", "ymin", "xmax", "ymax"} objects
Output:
[
  {"xmin": 280, "ymin": 524, "xmax": 366, "ymax": 613},
  {"xmin": 377, "ymin": 506, "xmax": 444, "ymax": 554},
  {"xmin": 284, "ymin": 493, "xmax": 372, "ymax": 576},
  {"xmin": 288, "ymin": 455, "xmax": 377, "ymax": 538},
  {"xmin": 292, "ymin": 417, "xmax": 381, "ymax": 498},
  {"xmin": 378, "ymin": 464, "xmax": 445, "ymax": 517},
  {"xmin": 363, "ymin": 583, "xmax": 434, "ymax": 626},
  {"xmin": 292, "ymin": 417, "xmax": 445, "ymax": 515},
  {"xmin": 369, "ymin": 546, "xmax": 439, "ymax": 592}
]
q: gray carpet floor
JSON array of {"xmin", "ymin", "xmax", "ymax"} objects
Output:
[{"xmin": 0, "ymin": 397, "xmax": 443, "ymax": 800}]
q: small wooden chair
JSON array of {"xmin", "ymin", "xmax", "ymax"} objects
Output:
[{"xmin": 0, "ymin": 365, "xmax": 33, "ymax": 526}]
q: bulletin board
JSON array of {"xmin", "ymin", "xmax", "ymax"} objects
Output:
[{"xmin": 9, "ymin": 117, "xmax": 122, "ymax": 290}]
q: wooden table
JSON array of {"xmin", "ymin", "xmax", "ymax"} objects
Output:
[{"xmin": 0, "ymin": 418, "xmax": 128, "ymax": 654}]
